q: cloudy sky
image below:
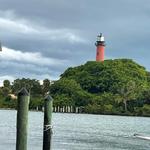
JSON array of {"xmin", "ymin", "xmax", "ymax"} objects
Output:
[{"xmin": 0, "ymin": 0, "xmax": 150, "ymax": 85}]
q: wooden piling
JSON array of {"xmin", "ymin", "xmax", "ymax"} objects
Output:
[
  {"xmin": 68, "ymin": 106, "xmax": 70, "ymax": 113},
  {"xmin": 16, "ymin": 88, "xmax": 30, "ymax": 150},
  {"xmin": 43, "ymin": 94, "xmax": 53, "ymax": 150}
]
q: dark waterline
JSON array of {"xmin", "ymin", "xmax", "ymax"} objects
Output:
[{"xmin": 0, "ymin": 110, "xmax": 150, "ymax": 150}]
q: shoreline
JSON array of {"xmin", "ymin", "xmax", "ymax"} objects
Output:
[{"xmin": 0, "ymin": 108, "xmax": 150, "ymax": 118}]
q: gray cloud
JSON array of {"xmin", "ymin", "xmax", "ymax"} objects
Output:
[{"xmin": 0, "ymin": 0, "xmax": 150, "ymax": 85}]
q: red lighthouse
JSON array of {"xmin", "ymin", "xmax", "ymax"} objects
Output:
[{"xmin": 95, "ymin": 33, "xmax": 105, "ymax": 61}]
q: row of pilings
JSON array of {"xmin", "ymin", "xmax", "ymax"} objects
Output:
[
  {"xmin": 41, "ymin": 106, "xmax": 84, "ymax": 113},
  {"xmin": 16, "ymin": 88, "xmax": 53, "ymax": 150}
]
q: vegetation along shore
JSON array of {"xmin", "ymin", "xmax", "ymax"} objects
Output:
[{"xmin": 1, "ymin": 59, "xmax": 150, "ymax": 116}]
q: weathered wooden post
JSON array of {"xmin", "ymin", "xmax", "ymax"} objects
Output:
[
  {"xmin": 71, "ymin": 106, "xmax": 73, "ymax": 113},
  {"xmin": 43, "ymin": 94, "xmax": 53, "ymax": 150},
  {"xmin": 62, "ymin": 106, "xmax": 65, "ymax": 113},
  {"xmin": 16, "ymin": 88, "xmax": 30, "ymax": 150},
  {"xmin": 60, "ymin": 107, "xmax": 62, "ymax": 112},
  {"xmin": 76, "ymin": 107, "xmax": 78, "ymax": 113},
  {"xmin": 68, "ymin": 106, "xmax": 70, "ymax": 113},
  {"xmin": 54, "ymin": 106, "xmax": 56, "ymax": 112}
]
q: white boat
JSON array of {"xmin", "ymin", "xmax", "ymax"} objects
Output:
[{"xmin": 133, "ymin": 134, "xmax": 150, "ymax": 140}]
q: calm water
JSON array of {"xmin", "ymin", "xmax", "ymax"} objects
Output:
[{"xmin": 0, "ymin": 110, "xmax": 150, "ymax": 150}]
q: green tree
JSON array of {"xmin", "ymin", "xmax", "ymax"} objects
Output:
[
  {"xmin": 118, "ymin": 80, "xmax": 138, "ymax": 112},
  {"xmin": 1, "ymin": 80, "xmax": 11, "ymax": 97},
  {"xmin": 142, "ymin": 104, "xmax": 150, "ymax": 116},
  {"xmin": 50, "ymin": 78, "xmax": 91, "ymax": 107},
  {"xmin": 3, "ymin": 80, "xmax": 11, "ymax": 88},
  {"xmin": 12, "ymin": 78, "xmax": 42, "ymax": 96}
]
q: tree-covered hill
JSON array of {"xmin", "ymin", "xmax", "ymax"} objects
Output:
[
  {"xmin": 1, "ymin": 59, "xmax": 150, "ymax": 116},
  {"xmin": 50, "ymin": 59, "xmax": 150, "ymax": 116},
  {"xmin": 61, "ymin": 59, "xmax": 148, "ymax": 94}
]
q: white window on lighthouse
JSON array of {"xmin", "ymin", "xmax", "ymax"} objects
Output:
[
  {"xmin": 100, "ymin": 36, "xmax": 104, "ymax": 41},
  {"xmin": 97, "ymin": 36, "xmax": 101, "ymax": 41},
  {"xmin": 97, "ymin": 35, "xmax": 104, "ymax": 42}
]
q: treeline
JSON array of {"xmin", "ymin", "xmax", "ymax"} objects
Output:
[
  {"xmin": 1, "ymin": 59, "xmax": 150, "ymax": 116},
  {"xmin": 50, "ymin": 59, "xmax": 150, "ymax": 116},
  {"xmin": 0, "ymin": 78, "xmax": 51, "ymax": 110}
]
